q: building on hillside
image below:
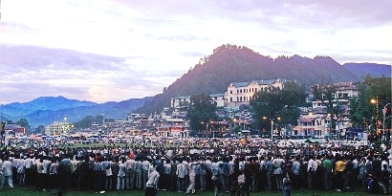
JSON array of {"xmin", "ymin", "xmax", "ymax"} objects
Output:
[
  {"xmin": 4, "ymin": 124, "xmax": 26, "ymax": 137},
  {"xmin": 225, "ymin": 78, "xmax": 285, "ymax": 107},
  {"xmin": 171, "ymin": 93, "xmax": 225, "ymax": 108},
  {"xmin": 310, "ymin": 81, "xmax": 359, "ymax": 108},
  {"xmin": 45, "ymin": 121, "xmax": 66, "ymax": 135}
]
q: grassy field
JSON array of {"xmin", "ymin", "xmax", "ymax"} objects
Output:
[{"xmin": 0, "ymin": 186, "xmax": 373, "ymax": 196}]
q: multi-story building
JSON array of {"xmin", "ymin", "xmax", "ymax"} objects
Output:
[
  {"xmin": 293, "ymin": 81, "xmax": 359, "ymax": 140},
  {"xmin": 225, "ymin": 78, "xmax": 285, "ymax": 107}
]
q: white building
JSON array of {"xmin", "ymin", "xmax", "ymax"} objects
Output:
[{"xmin": 225, "ymin": 78, "xmax": 285, "ymax": 107}]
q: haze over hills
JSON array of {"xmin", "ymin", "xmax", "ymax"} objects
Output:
[
  {"xmin": 1, "ymin": 96, "xmax": 151, "ymax": 128},
  {"xmin": 1, "ymin": 44, "xmax": 390, "ymax": 128},
  {"xmin": 343, "ymin": 63, "xmax": 391, "ymax": 78}
]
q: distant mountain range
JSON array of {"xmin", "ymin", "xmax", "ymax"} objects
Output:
[
  {"xmin": 1, "ymin": 44, "xmax": 390, "ymax": 128},
  {"xmin": 342, "ymin": 63, "xmax": 390, "ymax": 78},
  {"xmin": 1, "ymin": 96, "xmax": 151, "ymax": 128}
]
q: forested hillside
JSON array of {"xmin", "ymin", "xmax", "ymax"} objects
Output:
[{"xmin": 135, "ymin": 44, "xmax": 359, "ymax": 114}]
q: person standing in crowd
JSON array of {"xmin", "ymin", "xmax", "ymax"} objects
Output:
[
  {"xmin": 16, "ymin": 155, "xmax": 26, "ymax": 186},
  {"xmin": 145, "ymin": 166, "xmax": 160, "ymax": 196},
  {"xmin": 162, "ymin": 158, "xmax": 171, "ymax": 191},
  {"xmin": 307, "ymin": 155, "xmax": 317, "ymax": 190},
  {"xmin": 105, "ymin": 157, "xmax": 113, "ymax": 191},
  {"xmin": 135, "ymin": 156, "xmax": 143, "ymax": 190},
  {"xmin": 176, "ymin": 158, "xmax": 186, "ymax": 192},
  {"xmin": 381, "ymin": 164, "xmax": 389, "ymax": 194},
  {"xmin": 70, "ymin": 156, "xmax": 79, "ymax": 188},
  {"xmin": 258, "ymin": 156, "xmax": 267, "ymax": 191},
  {"xmin": 42, "ymin": 155, "xmax": 51, "ymax": 191},
  {"xmin": 358, "ymin": 157, "xmax": 367, "ymax": 189},
  {"xmin": 1, "ymin": 156, "xmax": 14, "ymax": 189},
  {"xmin": 344, "ymin": 156, "xmax": 355, "ymax": 191},
  {"xmin": 117, "ymin": 156, "xmax": 126, "ymax": 190},
  {"xmin": 24, "ymin": 154, "xmax": 34, "ymax": 186},
  {"xmin": 372, "ymin": 154, "xmax": 382, "ymax": 180},
  {"xmin": 291, "ymin": 157, "xmax": 301, "ymax": 190},
  {"xmin": 58, "ymin": 154, "xmax": 72, "ymax": 193},
  {"xmin": 273, "ymin": 155, "xmax": 285, "ymax": 190},
  {"xmin": 76, "ymin": 157, "xmax": 88, "ymax": 191},
  {"xmin": 322, "ymin": 154, "xmax": 333, "ymax": 191},
  {"xmin": 186, "ymin": 158, "xmax": 199, "ymax": 194},
  {"xmin": 211, "ymin": 157, "xmax": 223, "ymax": 196},
  {"xmin": 198, "ymin": 157, "xmax": 207, "ymax": 192},
  {"xmin": 49, "ymin": 157, "xmax": 59, "ymax": 190},
  {"xmin": 93, "ymin": 157, "xmax": 104, "ymax": 193},
  {"xmin": 170, "ymin": 157, "xmax": 178, "ymax": 192},
  {"xmin": 125, "ymin": 155, "xmax": 136, "ymax": 190},
  {"xmin": 183, "ymin": 157, "xmax": 190, "ymax": 189},
  {"xmin": 334, "ymin": 155, "xmax": 346, "ymax": 191},
  {"xmin": 265, "ymin": 156, "xmax": 274, "ymax": 191},
  {"xmin": 142, "ymin": 156, "xmax": 151, "ymax": 190},
  {"xmin": 282, "ymin": 176, "xmax": 293, "ymax": 196},
  {"xmin": 35, "ymin": 156, "xmax": 44, "ymax": 191},
  {"xmin": 111, "ymin": 157, "xmax": 120, "ymax": 191}
]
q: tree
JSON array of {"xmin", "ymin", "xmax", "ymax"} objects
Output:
[
  {"xmin": 35, "ymin": 125, "xmax": 46, "ymax": 134},
  {"xmin": 95, "ymin": 115, "xmax": 104, "ymax": 125},
  {"xmin": 187, "ymin": 93, "xmax": 218, "ymax": 136},
  {"xmin": 250, "ymin": 81, "xmax": 305, "ymax": 134},
  {"xmin": 73, "ymin": 115, "xmax": 94, "ymax": 128},
  {"xmin": 349, "ymin": 75, "xmax": 391, "ymax": 141},
  {"xmin": 16, "ymin": 118, "xmax": 31, "ymax": 132},
  {"xmin": 311, "ymin": 76, "xmax": 347, "ymax": 132}
]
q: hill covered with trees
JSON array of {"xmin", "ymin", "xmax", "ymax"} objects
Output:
[{"xmin": 135, "ymin": 44, "xmax": 360, "ymax": 114}]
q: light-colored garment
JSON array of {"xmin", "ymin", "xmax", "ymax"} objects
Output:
[
  {"xmin": 176, "ymin": 163, "xmax": 186, "ymax": 178},
  {"xmin": 145, "ymin": 170, "xmax": 160, "ymax": 188}
]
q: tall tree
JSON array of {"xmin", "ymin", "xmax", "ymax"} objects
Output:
[
  {"xmin": 349, "ymin": 75, "xmax": 391, "ymax": 141},
  {"xmin": 250, "ymin": 81, "xmax": 305, "ymax": 133},
  {"xmin": 35, "ymin": 125, "xmax": 46, "ymax": 134},
  {"xmin": 311, "ymin": 76, "xmax": 347, "ymax": 132},
  {"xmin": 16, "ymin": 118, "xmax": 31, "ymax": 131},
  {"xmin": 187, "ymin": 93, "xmax": 218, "ymax": 135}
]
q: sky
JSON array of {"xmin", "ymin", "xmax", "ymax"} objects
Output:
[{"xmin": 1, "ymin": 0, "xmax": 392, "ymax": 105}]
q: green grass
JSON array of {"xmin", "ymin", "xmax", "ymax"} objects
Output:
[{"xmin": 0, "ymin": 186, "xmax": 373, "ymax": 196}]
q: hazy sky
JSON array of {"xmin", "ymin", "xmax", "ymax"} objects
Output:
[{"xmin": 1, "ymin": 0, "xmax": 392, "ymax": 104}]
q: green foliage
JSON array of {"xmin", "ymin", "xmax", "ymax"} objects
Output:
[
  {"xmin": 311, "ymin": 76, "xmax": 348, "ymax": 130},
  {"xmin": 73, "ymin": 115, "xmax": 105, "ymax": 128},
  {"xmin": 349, "ymin": 75, "xmax": 391, "ymax": 129},
  {"xmin": 135, "ymin": 44, "xmax": 358, "ymax": 115},
  {"xmin": 187, "ymin": 93, "xmax": 218, "ymax": 133},
  {"xmin": 250, "ymin": 81, "xmax": 305, "ymax": 131},
  {"xmin": 16, "ymin": 118, "xmax": 30, "ymax": 131},
  {"xmin": 35, "ymin": 125, "xmax": 45, "ymax": 134}
]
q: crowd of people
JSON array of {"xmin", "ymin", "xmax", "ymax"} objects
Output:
[{"xmin": 0, "ymin": 140, "xmax": 391, "ymax": 196}]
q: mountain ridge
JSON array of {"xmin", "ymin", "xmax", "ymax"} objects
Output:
[{"xmin": 1, "ymin": 44, "xmax": 390, "ymax": 129}]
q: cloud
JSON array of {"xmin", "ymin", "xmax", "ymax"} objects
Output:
[
  {"xmin": 1, "ymin": 0, "xmax": 391, "ymax": 104},
  {"xmin": 0, "ymin": 44, "xmax": 186, "ymax": 104}
]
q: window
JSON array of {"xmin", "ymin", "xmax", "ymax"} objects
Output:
[{"xmin": 230, "ymin": 90, "xmax": 232, "ymax": 94}]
